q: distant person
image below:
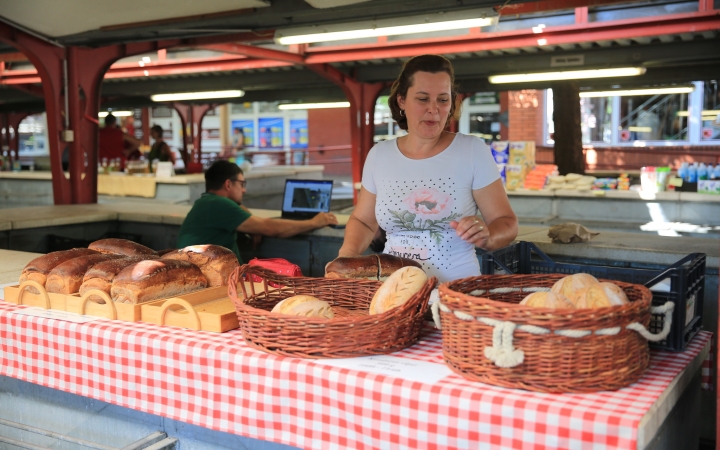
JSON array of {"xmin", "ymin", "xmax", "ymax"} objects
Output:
[
  {"xmin": 147, "ymin": 125, "xmax": 176, "ymax": 171},
  {"xmin": 98, "ymin": 113, "xmax": 141, "ymax": 170},
  {"xmin": 177, "ymin": 160, "xmax": 338, "ymax": 262}
]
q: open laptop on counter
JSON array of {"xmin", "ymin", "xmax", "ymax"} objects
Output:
[{"xmin": 281, "ymin": 179, "xmax": 333, "ymax": 219}]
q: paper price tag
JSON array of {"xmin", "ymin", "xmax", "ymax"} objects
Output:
[
  {"xmin": 668, "ymin": 177, "xmax": 683, "ymax": 187},
  {"xmin": 312, "ymin": 354, "xmax": 453, "ymax": 384}
]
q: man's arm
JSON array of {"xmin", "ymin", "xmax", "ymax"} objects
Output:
[
  {"xmin": 237, "ymin": 212, "xmax": 338, "ymax": 238},
  {"xmin": 122, "ymin": 133, "xmax": 141, "ymax": 157}
]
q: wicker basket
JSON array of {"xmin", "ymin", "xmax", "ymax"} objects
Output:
[
  {"xmin": 228, "ymin": 265, "xmax": 437, "ymax": 358},
  {"xmin": 435, "ymin": 274, "xmax": 673, "ymax": 393}
]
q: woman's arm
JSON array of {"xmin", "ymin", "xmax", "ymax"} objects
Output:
[
  {"xmin": 338, "ymin": 187, "xmax": 379, "ymax": 257},
  {"xmin": 450, "ymin": 179, "xmax": 518, "ymax": 251}
]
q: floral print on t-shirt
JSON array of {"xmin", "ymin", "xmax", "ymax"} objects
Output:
[{"xmin": 389, "ymin": 187, "xmax": 462, "ymax": 245}]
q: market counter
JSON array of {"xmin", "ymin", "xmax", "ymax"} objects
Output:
[
  {"xmin": 0, "ymin": 269, "xmax": 712, "ymax": 449},
  {"xmin": 0, "ymin": 165, "xmax": 325, "ymax": 208}
]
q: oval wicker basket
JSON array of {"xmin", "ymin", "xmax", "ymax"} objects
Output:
[
  {"xmin": 228, "ymin": 265, "xmax": 437, "ymax": 358},
  {"xmin": 436, "ymin": 274, "xmax": 656, "ymax": 393}
]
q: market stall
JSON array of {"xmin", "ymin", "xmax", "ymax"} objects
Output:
[{"xmin": 0, "ymin": 277, "xmax": 711, "ymax": 449}]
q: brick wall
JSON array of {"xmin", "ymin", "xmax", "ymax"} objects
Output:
[
  {"xmin": 307, "ymin": 108, "xmax": 352, "ymax": 176},
  {"xmin": 508, "ymin": 90, "xmax": 542, "ymax": 142}
]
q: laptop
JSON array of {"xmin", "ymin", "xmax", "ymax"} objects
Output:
[{"xmin": 280, "ymin": 179, "xmax": 334, "ymax": 220}]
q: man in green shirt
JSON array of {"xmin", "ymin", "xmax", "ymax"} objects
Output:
[{"xmin": 177, "ymin": 160, "xmax": 338, "ymax": 262}]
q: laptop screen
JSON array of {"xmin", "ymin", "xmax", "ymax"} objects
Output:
[{"xmin": 281, "ymin": 179, "xmax": 333, "ymax": 219}]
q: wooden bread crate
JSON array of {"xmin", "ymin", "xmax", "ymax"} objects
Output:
[
  {"xmin": 140, "ymin": 286, "xmax": 238, "ymax": 332},
  {"xmin": 65, "ymin": 290, "xmax": 142, "ymax": 322},
  {"xmin": 4, "ymin": 281, "xmax": 68, "ymax": 310}
]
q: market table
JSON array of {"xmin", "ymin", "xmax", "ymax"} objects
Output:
[{"xmin": 0, "ymin": 294, "xmax": 710, "ymax": 450}]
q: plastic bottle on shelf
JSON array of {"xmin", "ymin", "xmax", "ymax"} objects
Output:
[
  {"xmin": 641, "ymin": 166, "xmax": 657, "ymax": 192},
  {"xmin": 714, "ymin": 164, "xmax": 720, "ymax": 180},
  {"xmin": 697, "ymin": 163, "xmax": 708, "ymax": 181},
  {"xmin": 655, "ymin": 167, "xmax": 671, "ymax": 192},
  {"xmin": 687, "ymin": 163, "xmax": 698, "ymax": 183},
  {"xmin": 707, "ymin": 164, "xmax": 715, "ymax": 180},
  {"xmin": 678, "ymin": 162, "xmax": 689, "ymax": 181}
]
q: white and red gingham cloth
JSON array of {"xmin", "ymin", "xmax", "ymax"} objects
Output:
[{"xmin": 0, "ymin": 300, "xmax": 711, "ymax": 450}]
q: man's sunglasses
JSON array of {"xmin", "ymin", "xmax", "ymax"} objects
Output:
[{"xmin": 230, "ymin": 179, "xmax": 247, "ymax": 188}]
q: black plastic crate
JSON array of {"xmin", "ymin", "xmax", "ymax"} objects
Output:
[
  {"xmin": 477, "ymin": 241, "xmax": 706, "ymax": 352},
  {"xmin": 47, "ymin": 235, "xmax": 93, "ymax": 252}
]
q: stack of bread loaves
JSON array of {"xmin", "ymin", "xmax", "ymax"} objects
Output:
[
  {"xmin": 519, "ymin": 272, "xmax": 629, "ymax": 309},
  {"xmin": 269, "ymin": 255, "xmax": 429, "ymax": 319},
  {"xmin": 20, "ymin": 240, "xmax": 239, "ymax": 305},
  {"xmin": 546, "ymin": 173, "xmax": 597, "ymax": 191}
]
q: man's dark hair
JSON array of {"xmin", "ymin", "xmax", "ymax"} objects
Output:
[
  {"xmin": 104, "ymin": 113, "xmax": 117, "ymax": 126},
  {"xmin": 151, "ymin": 124, "xmax": 164, "ymax": 136},
  {"xmin": 205, "ymin": 160, "xmax": 243, "ymax": 191}
]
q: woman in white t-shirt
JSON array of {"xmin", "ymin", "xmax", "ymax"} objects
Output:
[{"xmin": 338, "ymin": 55, "xmax": 518, "ymax": 283}]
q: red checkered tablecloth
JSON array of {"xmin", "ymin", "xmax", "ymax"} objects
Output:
[{"xmin": 0, "ymin": 301, "xmax": 710, "ymax": 450}]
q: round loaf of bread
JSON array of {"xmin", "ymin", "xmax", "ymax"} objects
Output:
[
  {"xmin": 271, "ymin": 295, "xmax": 335, "ymax": 318},
  {"xmin": 600, "ymin": 281, "xmax": 629, "ymax": 305},
  {"xmin": 573, "ymin": 283, "xmax": 619, "ymax": 308},
  {"xmin": 551, "ymin": 273, "xmax": 599, "ymax": 304},
  {"xmin": 369, "ymin": 266, "xmax": 428, "ymax": 315},
  {"xmin": 519, "ymin": 291, "xmax": 574, "ymax": 309}
]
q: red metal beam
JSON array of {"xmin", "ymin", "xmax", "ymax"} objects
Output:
[
  {"xmin": 0, "ymin": 56, "xmax": 295, "ymax": 84},
  {"xmin": 200, "ymin": 43, "xmax": 305, "ymax": 64},
  {"xmin": 304, "ymin": 11, "xmax": 720, "ymax": 63},
  {"xmin": 495, "ymin": 0, "xmax": 642, "ymax": 15}
]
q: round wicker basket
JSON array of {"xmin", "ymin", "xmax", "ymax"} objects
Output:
[
  {"xmin": 436, "ymin": 274, "xmax": 654, "ymax": 393},
  {"xmin": 228, "ymin": 265, "xmax": 437, "ymax": 358}
]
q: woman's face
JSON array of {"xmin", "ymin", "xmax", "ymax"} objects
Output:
[
  {"xmin": 397, "ymin": 71, "xmax": 452, "ymax": 139},
  {"xmin": 151, "ymin": 130, "xmax": 160, "ymax": 140}
]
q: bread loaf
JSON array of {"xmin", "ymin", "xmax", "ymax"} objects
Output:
[
  {"xmin": 88, "ymin": 238, "xmax": 157, "ymax": 257},
  {"xmin": 45, "ymin": 253, "xmax": 124, "ymax": 294},
  {"xmin": 110, "ymin": 259, "xmax": 207, "ymax": 304},
  {"xmin": 369, "ymin": 266, "xmax": 428, "ymax": 315},
  {"xmin": 79, "ymin": 256, "xmax": 155, "ymax": 301},
  {"xmin": 551, "ymin": 273, "xmax": 599, "ymax": 304},
  {"xmin": 377, "ymin": 254, "xmax": 422, "ymax": 280},
  {"xmin": 519, "ymin": 291, "xmax": 574, "ymax": 309},
  {"xmin": 325, "ymin": 254, "xmax": 422, "ymax": 281},
  {"xmin": 325, "ymin": 255, "xmax": 379, "ymax": 279},
  {"xmin": 20, "ymin": 248, "xmax": 100, "ymax": 289},
  {"xmin": 163, "ymin": 244, "xmax": 239, "ymax": 287},
  {"xmin": 574, "ymin": 282, "xmax": 629, "ymax": 308},
  {"xmin": 270, "ymin": 295, "xmax": 334, "ymax": 318}
]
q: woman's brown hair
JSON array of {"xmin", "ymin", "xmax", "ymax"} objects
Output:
[{"xmin": 388, "ymin": 54, "xmax": 460, "ymax": 131}]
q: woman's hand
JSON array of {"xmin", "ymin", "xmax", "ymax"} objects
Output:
[{"xmin": 450, "ymin": 216, "xmax": 490, "ymax": 249}]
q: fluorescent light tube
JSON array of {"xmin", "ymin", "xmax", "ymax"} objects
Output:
[
  {"xmin": 277, "ymin": 18, "xmax": 495, "ymax": 44},
  {"xmin": 99, "ymin": 111, "xmax": 133, "ymax": 117},
  {"xmin": 278, "ymin": 102, "xmax": 350, "ymax": 110},
  {"xmin": 151, "ymin": 90, "xmax": 244, "ymax": 102},
  {"xmin": 628, "ymin": 126, "xmax": 652, "ymax": 132},
  {"xmin": 677, "ymin": 109, "xmax": 720, "ymax": 117},
  {"xmin": 580, "ymin": 86, "xmax": 694, "ymax": 98},
  {"xmin": 489, "ymin": 67, "xmax": 646, "ymax": 84}
]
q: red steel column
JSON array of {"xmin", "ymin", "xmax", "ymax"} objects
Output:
[
  {"xmin": 307, "ymin": 64, "xmax": 385, "ymax": 202},
  {"xmin": 6, "ymin": 112, "xmax": 31, "ymax": 160},
  {"xmin": 172, "ymin": 103, "xmax": 214, "ymax": 173},
  {"xmin": 0, "ymin": 22, "xmax": 71, "ymax": 203}
]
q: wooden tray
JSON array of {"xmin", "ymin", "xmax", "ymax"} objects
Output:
[
  {"xmin": 4, "ymin": 281, "xmax": 67, "ymax": 310},
  {"xmin": 65, "ymin": 290, "xmax": 142, "ymax": 322},
  {"xmin": 141, "ymin": 286, "xmax": 237, "ymax": 332}
]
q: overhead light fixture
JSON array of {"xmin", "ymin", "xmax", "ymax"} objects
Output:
[
  {"xmin": 676, "ymin": 109, "xmax": 720, "ymax": 117},
  {"xmin": 275, "ymin": 9, "xmax": 497, "ymax": 45},
  {"xmin": 151, "ymin": 90, "xmax": 244, "ymax": 102},
  {"xmin": 628, "ymin": 126, "xmax": 652, "ymax": 132},
  {"xmin": 488, "ymin": 67, "xmax": 646, "ymax": 84},
  {"xmin": 99, "ymin": 111, "xmax": 132, "ymax": 117},
  {"xmin": 532, "ymin": 24, "xmax": 546, "ymax": 34},
  {"xmin": 580, "ymin": 86, "xmax": 694, "ymax": 98},
  {"xmin": 278, "ymin": 102, "xmax": 350, "ymax": 110}
]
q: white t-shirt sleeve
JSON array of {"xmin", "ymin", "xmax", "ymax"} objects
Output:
[
  {"xmin": 361, "ymin": 145, "xmax": 378, "ymax": 194},
  {"xmin": 471, "ymin": 137, "xmax": 501, "ymax": 190}
]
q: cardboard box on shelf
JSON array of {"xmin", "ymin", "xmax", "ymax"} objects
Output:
[
  {"xmin": 698, "ymin": 180, "xmax": 720, "ymax": 195},
  {"xmin": 490, "ymin": 141, "xmax": 509, "ymax": 164}
]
